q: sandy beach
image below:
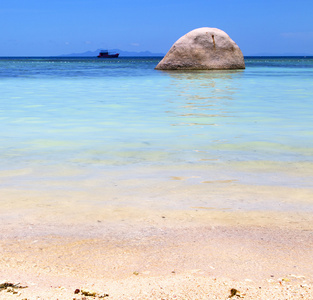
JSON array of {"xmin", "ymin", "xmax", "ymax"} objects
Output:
[{"xmin": 1, "ymin": 199, "xmax": 313, "ymax": 299}]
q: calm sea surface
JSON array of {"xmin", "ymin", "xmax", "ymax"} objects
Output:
[{"xmin": 1, "ymin": 57, "xmax": 313, "ymax": 213}]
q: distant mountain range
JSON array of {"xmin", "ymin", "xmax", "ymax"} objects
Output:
[
  {"xmin": 61, "ymin": 49, "xmax": 165, "ymax": 57},
  {"xmin": 60, "ymin": 49, "xmax": 313, "ymax": 58}
]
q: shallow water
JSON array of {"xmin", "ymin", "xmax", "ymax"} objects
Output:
[{"xmin": 0, "ymin": 57, "xmax": 313, "ymax": 216}]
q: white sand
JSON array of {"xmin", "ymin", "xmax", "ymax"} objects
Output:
[{"xmin": 1, "ymin": 213, "xmax": 313, "ymax": 299}]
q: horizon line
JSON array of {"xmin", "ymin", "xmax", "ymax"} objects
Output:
[{"xmin": 1, "ymin": 54, "xmax": 313, "ymax": 58}]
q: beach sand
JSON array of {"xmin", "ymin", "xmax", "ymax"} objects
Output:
[{"xmin": 1, "ymin": 198, "xmax": 313, "ymax": 300}]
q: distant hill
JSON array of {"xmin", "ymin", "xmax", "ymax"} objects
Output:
[{"xmin": 61, "ymin": 49, "xmax": 165, "ymax": 57}]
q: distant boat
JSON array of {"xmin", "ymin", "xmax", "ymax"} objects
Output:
[{"xmin": 97, "ymin": 50, "xmax": 119, "ymax": 58}]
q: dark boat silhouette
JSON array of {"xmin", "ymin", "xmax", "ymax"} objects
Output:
[{"xmin": 97, "ymin": 50, "xmax": 119, "ymax": 58}]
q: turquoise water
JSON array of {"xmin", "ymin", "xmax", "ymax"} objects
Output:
[{"xmin": 1, "ymin": 57, "xmax": 313, "ymax": 212}]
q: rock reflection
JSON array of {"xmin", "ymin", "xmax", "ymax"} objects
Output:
[{"xmin": 162, "ymin": 70, "xmax": 244, "ymax": 126}]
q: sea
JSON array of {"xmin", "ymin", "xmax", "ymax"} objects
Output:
[{"xmin": 1, "ymin": 56, "xmax": 313, "ymax": 219}]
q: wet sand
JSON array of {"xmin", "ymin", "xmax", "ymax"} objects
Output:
[{"xmin": 1, "ymin": 163, "xmax": 313, "ymax": 299}]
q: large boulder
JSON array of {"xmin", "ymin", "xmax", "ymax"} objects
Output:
[{"xmin": 155, "ymin": 27, "xmax": 245, "ymax": 70}]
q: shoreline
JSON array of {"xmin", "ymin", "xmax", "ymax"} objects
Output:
[{"xmin": 1, "ymin": 164, "xmax": 313, "ymax": 299}]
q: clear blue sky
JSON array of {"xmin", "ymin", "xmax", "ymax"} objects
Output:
[{"xmin": 1, "ymin": 0, "xmax": 313, "ymax": 56}]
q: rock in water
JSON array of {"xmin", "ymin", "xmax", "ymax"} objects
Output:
[{"xmin": 155, "ymin": 27, "xmax": 245, "ymax": 70}]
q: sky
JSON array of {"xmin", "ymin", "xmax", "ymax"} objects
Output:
[{"xmin": 1, "ymin": 0, "xmax": 313, "ymax": 56}]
